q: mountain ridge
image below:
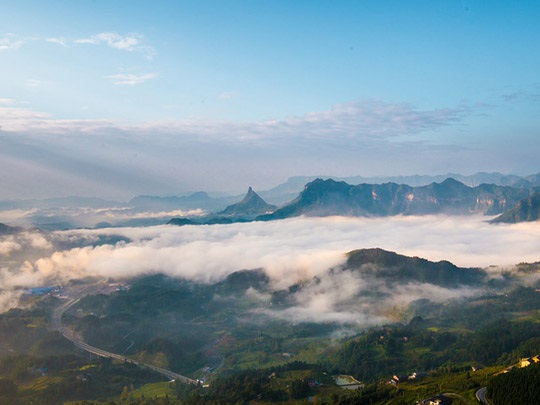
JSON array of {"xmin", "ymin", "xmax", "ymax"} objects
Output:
[
  {"xmin": 491, "ymin": 192, "xmax": 540, "ymax": 223},
  {"xmin": 0, "ymin": 222, "xmax": 22, "ymax": 235},
  {"xmin": 259, "ymin": 171, "xmax": 540, "ymax": 204},
  {"xmin": 257, "ymin": 178, "xmax": 531, "ymax": 220},
  {"xmin": 344, "ymin": 248, "xmax": 485, "ymax": 287}
]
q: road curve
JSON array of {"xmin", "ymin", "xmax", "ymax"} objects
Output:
[
  {"xmin": 52, "ymin": 281, "xmax": 198, "ymax": 385},
  {"xmin": 476, "ymin": 387, "xmax": 492, "ymax": 405}
]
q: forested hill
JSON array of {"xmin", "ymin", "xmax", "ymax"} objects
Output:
[
  {"xmin": 488, "ymin": 362, "xmax": 540, "ymax": 404},
  {"xmin": 344, "ymin": 248, "xmax": 485, "ymax": 287}
]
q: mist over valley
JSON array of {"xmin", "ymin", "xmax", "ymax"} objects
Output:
[
  {"xmin": 2, "ymin": 1, "xmax": 540, "ymax": 402},
  {"xmin": 2, "ymin": 175, "xmax": 540, "ymax": 404},
  {"xmin": 1, "ymin": 206, "xmax": 540, "ymax": 403}
]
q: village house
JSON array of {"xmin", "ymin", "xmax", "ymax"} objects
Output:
[
  {"xmin": 519, "ymin": 355, "xmax": 540, "ymax": 368},
  {"xmin": 422, "ymin": 394, "xmax": 452, "ymax": 405}
]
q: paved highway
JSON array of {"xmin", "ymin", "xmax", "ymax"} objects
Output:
[
  {"xmin": 52, "ymin": 281, "xmax": 198, "ymax": 385},
  {"xmin": 476, "ymin": 387, "xmax": 492, "ymax": 405}
]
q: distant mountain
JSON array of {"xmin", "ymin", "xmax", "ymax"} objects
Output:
[
  {"xmin": 259, "ymin": 176, "xmax": 323, "ymax": 205},
  {"xmin": 491, "ymin": 193, "xmax": 540, "ymax": 223},
  {"xmin": 167, "ymin": 217, "xmax": 197, "ymax": 226},
  {"xmin": 344, "ymin": 248, "xmax": 485, "ymax": 287},
  {"xmin": 458, "ymin": 172, "xmax": 534, "ymax": 188},
  {"xmin": 525, "ymin": 173, "xmax": 540, "ymax": 188},
  {"xmin": 257, "ymin": 178, "xmax": 530, "ymax": 220},
  {"xmin": 213, "ymin": 268, "xmax": 270, "ymax": 295},
  {"xmin": 168, "ymin": 188, "xmax": 276, "ymax": 226},
  {"xmin": 259, "ymin": 172, "xmax": 540, "ymax": 204},
  {"xmin": 341, "ymin": 172, "xmax": 535, "ymax": 188},
  {"xmin": 0, "ymin": 197, "xmax": 119, "ymax": 210},
  {"xmin": 219, "ymin": 187, "xmax": 276, "ymax": 217},
  {"xmin": 129, "ymin": 191, "xmax": 232, "ymax": 212},
  {"xmin": 113, "ymin": 218, "xmax": 172, "ymax": 227},
  {"xmin": 24, "ymin": 217, "xmax": 75, "ymax": 231},
  {"xmin": 0, "ymin": 223, "xmax": 22, "ymax": 235}
]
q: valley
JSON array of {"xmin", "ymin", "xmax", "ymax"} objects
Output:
[
  {"xmin": 1, "ymin": 244, "xmax": 539, "ymax": 403},
  {"xmin": 4, "ymin": 1, "xmax": 540, "ymax": 403},
  {"xmin": 1, "ymin": 176, "xmax": 540, "ymax": 403}
]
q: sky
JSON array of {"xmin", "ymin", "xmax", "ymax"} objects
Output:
[{"xmin": 1, "ymin": 1, "xmax": 540, "ymax": 200}]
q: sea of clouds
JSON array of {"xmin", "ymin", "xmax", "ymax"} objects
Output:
[{"xmin": 1, "ymin": 215, "xmax": 539, "ymax": 322}]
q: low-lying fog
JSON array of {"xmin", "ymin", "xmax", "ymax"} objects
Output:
[{"xmin": 1, "ymin": 215, "xmax": 539, "ymax": 322}]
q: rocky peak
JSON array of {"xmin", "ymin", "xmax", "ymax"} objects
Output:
[{"xmin": 219, "ymin": 187, "xmax": 277, "ymax": 217}]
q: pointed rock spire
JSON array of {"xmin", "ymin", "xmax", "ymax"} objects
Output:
[{"xmin": 219, "ymin": 187, "xmax": 277, "ymax": 217}]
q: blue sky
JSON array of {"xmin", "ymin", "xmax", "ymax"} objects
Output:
[{"xmin": 1, "ymin": 1, "xmax": 540, "ymax": 199}]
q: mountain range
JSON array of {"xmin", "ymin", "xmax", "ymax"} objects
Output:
[
  {"xmin": 128, "ymin": 192, "xmax": 233, "ymax": 212},
  {"xmin": 257, "ymin": 178, "xmax": 533, "ymax": 220},
  {"xmin": 258, "ymin": 171, "xmax": 540, "ymax": 204},
  {"xmin": 3, "ymin": 172, "xmax": 540, "ymax": 229},
  {"xmin": 166, "ymin": 177, "xmax": 540, "ymax": 226}
]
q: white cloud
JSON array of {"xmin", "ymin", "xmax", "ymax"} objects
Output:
[
  {"xmin": 0, "ymin": 97, "xmax": 505, "ymax": 201},
  {"xmin": 260, "ymin": 272, "xmax": 480, "ymax": 325},
  {"xmin": 259, "ymin": 100, "xmax": 466, "ymax": 141},
  {"xmin": 0, "ymin": 98, "xmax": 16, "ymax": 105},
  {"xmin": 0, "ymin": 232, "xmax": 52, "ymax": 256},
  {"xmin": 0, "ymin": 32, "xmax": 153, "ymax": 57},
  {"xmin": 46, "ymin": 37, "xmax": 68, "ymax": 47},
  {"xmin": 0, "ymin": 289, "xmax": 24, "ymax": 313},
  {"xmin": 0, "ymin": 99, "xmax": 465, "ymax": 141},
  {"xmin": 105, "ymin": 73, "xmax": 157, "ymax": 86},
  {"xmin": 0, "ymin": 209, "xmax": 38, "ymax": 224},
  {"xmin": 0, "ymin": 106, "xmax": 50, "ymax": 122},
  {"xmin": 218, "ymin": 92, "xmax": 237, "ymax": 100},
  {"xmin": 26, "ymin": 79, "xmax": 45, "ymax": 88},
  {"xmin": 0, "ymin": 106, "xmax": 113, "ymax": 132},
  {"xmin": 0, "ymin": 99, "xmax": 507, "ymax": 200},
  {"xmin": 75, "ymin": 32, "xmax": 139, "ymax": 50},
  {"xmin": 0, "ymin": 35, "xmax": 23, "ymax": 51},
  {"xmin": 1, "ymin": 216, "xmax": 540, "ymax": 318},
  {"xmin": 21, "ymin": 215, "xmax": 540, "ymax": 285},
  {"xmin": 0, "ymin": 238, "xmax": 21, "ymax": 255},
  {"xmin": 74, "ymin": 32, "xmax": 154, "ymax": 57}
]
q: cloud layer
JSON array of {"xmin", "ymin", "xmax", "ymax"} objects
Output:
[
  {"xmin": 105, "ymin": 73, "xmax": 157, "ymax": 86},
  {"xmin": 0, "ymin": 35, "xmax": 23, "ymax": 51},
  {"xmin": 0, "ymin": 100, "xmax": 464, "ymax": 139},
  {"xmin": 74, "ymin": 32, "xmax": 143, "ymax": 52},
  {"xmin": 2, "ymin": 216, "xmax": 539, "ymax": 319},
  {"xmin": 1, "ymin": 32, "xmax": 153, "ymax": 54},
  {"xmin": 0, "ymin": 99, "xmax": 476, "ymax": 199}
]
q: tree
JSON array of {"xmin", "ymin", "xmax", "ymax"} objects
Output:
[
  {"xmin": 0, "ymin": 378, "xmax": 17, "ymax": 397},
  {"xmin": 289, "ymin": 379, "xmax": 310, "ymax": 399}
]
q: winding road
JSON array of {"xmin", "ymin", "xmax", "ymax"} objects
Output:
[
  {"xmin": 51, "ymin": 281, "xmax": 198, "ymax": 385},
  {"xmin": 476, "ymin": 387, "xmax": 492, "ymax": 405}
]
